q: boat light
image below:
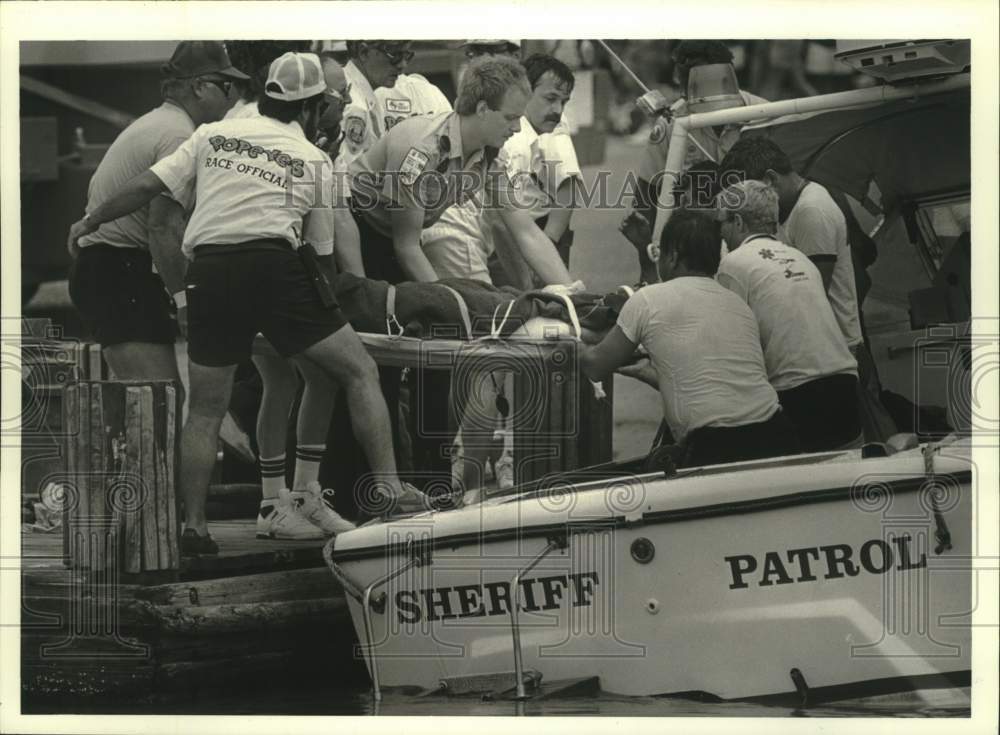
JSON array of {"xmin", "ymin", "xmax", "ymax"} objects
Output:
[{"xmin": 630, "ymin": 537, "xmax": 655, "ymax": 564}]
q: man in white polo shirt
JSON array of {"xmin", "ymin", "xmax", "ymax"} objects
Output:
[
  {"xmin": 338, "ymin": 40, "xmax": 415, "ymax": 166},
  {"xmin": 489, "ymin": 53, "xmax": 583, "ymax": 284},
  {"xmin": 716, "ymin": 180, "xmax": 862, "ymax": 451},
  {"xmin": 68, "ymin": 52, "xmax": 416, "ymax": 555}
]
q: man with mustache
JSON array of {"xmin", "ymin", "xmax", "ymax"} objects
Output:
[
  {"xmin": 488, "ymin": 53, "xmax": 583, "ymax": 285},
  {"xmin": 347, "ymin": 55, "xmax": 575, "ymax": 499}
]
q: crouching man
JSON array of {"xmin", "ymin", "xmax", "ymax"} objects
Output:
[{"xmin": 581, "ymin": 209, "xmax": 800, "ymax": 468}]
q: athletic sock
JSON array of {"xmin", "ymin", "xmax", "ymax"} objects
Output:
[
  {"xmin": 293, "ymin": 444, "xmax": 325, "ymax": 490},
  {"xmin": 259, "ymin": 454, "xmax": 286, "ymax": 501}
]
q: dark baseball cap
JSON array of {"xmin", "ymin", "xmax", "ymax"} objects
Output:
[{"xmin": 161, "ymin": 41, "xmax": 250, "ymax": 80}]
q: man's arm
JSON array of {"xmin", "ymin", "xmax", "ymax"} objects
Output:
[
  {"xmin": 580, "ymin": 325, "xmax": 640, "ymax": 383},
  {"xmin": 789, "ymin": 206, "xmax": 841, "ymax": 293},
  {"xmin": 488, "ymin": 214, "xmax": 535, "ymax": 290},
  {"xmin": 146, "ymin": 196, "xmax": 188, "ymax": 295},
  {"xmin": 333, "ymin": 207, "xmax": 365, "ymax": 277},
  {"xmin": 68, "ymin": 170, "xmax": 169, "ymax": 253},
  {"xmin": 541, "ymin": 177, "xmax": 577, "ymax": 244},
  {"xmin": 497, "ymin": 208, "xmax": 572, "ymax": 286},
  {"xmin": 390, "ymin": 207, "xmax": 439, "ymax": 282}
]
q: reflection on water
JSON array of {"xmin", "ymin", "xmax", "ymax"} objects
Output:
[{"xmin": 89, "ymin": 681, "xmax": 967, "ymax": 718}]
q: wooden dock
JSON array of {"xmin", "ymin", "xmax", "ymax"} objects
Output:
[
  {"xmin": 17, "ymin": 320, "xmax": 616, "ymax": 708},
  {"xmin": 21, "ymin": 520, "xmax": 362, "ymax": 706}
]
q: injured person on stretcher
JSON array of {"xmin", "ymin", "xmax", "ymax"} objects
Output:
[{"xmin": 320, "ymin": 270, "xmax": 629, "ymax": 510}]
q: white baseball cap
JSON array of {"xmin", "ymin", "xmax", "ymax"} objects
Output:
[{"xmin": 264, "ymin": 52, "xmax": 326, "ymax": 101}]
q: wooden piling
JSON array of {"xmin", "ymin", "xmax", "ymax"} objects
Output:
[{"xmin": 63, "ymin": 380, "xmax": 181, "ymax": 578}]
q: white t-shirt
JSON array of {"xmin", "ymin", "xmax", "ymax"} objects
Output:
[
  {"xmin": 501, "ymin": 117, "xmax": 581, "ymax": 220},
  {"xmin": 151, "ymin": 115, "xmax": 339, "ymax": 258},
  {"xmin": 376, "ymin": 73, "xmax": 452, "ymax": 131},
  {"xmin": 421, "ymin": 199, "xmax": 493, "ymax": 283},
  {"xmin": 79, "ymin": 101, "xmax": 194, "ymax": 251},
  {"xmin": 223, "ymin": 99, "xmax": 259, "ymax": 120},
  {"xmin": 616, "ymin": 277, "xmax": 780, "ymax": 441},
  {"xmin": 717, "ymin": 235, "xmax": 857, "ymax": 391},
  {"xmin": 778, "ymin": 182, "xmax": 862, "ymax": 348}
]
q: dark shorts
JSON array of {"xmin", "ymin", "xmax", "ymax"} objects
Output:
[
  {"xmin": 351, "ymin": 205, "xmax": 405, "ymax": 285},
  {"xmin": 185, "ymin": 242, "xmax": 347, "ymax": 367},
  {"xmin": 778, "ymin": 373, "xmax": 862, "ymax": 452},
  {"xmin": 69, "ymin": 244, "xmax": 177, "ymax": 347},
  {"xmin": 683, "ymin": 409, "xmax": 802, "ymax": 468}
]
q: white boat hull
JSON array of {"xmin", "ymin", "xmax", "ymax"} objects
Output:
[{"xmin": 329, "ymin": 441, "xmax": 973, "ymax": 700}]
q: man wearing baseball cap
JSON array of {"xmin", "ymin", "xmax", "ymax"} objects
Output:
[
  {"xmin": 461, "ymin": 40, "xmax": 522, "ymax": 59},
  {"xmin": 68, "ymin": 41, "xmax": 246, "ymax": 427},
  {"xmin": 68, "ymin": 52, "xmax": 418, "ymax": 555},
  {"xmin": 338, "ymin": 40, "xmax": 414, "ymax": 166}
]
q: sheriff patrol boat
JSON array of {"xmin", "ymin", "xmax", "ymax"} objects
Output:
[
  {"xmin": 325, "ymin": 41, "xmax": 978, "ymax": 704},
  {"xmin": 326, "ymin": 435, "xmax": 973, "ymax": 702}
]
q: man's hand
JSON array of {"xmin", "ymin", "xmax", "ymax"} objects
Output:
[
  {"xmin": 616, "ymin": 356, "xmax": 659, "ymax": 389},
  {"xmin": 620, "ymin": 211, "xmax": 652, "ymax": 250},
  {"xmin": 67, "ymin": 216, "xmax": 97, "ymax": 258}
]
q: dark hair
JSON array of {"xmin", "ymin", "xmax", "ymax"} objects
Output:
[
  {"xmin": 225, "ymin": 41, "xmax": 312, "ymax": 101},
  {"xmin": 522, "ymin": 53, "xmax": 575, "ymax": 92},
  {"xmin": 659, "ymin": 208, "xmax": 721, "ymax": 276},
  {"xmin": 160, "ymin": 76, "xmax": 194, "ymax": 102},
  {"xmin": 674, "ymin": 159, "xmax": 721, "ymax": 209},
  {"xmin": 672, "ymin": 41, "xmax": 733, "ymax": 89},
  {"xmin": 346, "ymin": 40, "xmax": 411, "ymax": 60},
  {"xmin": 258, "ymin": 92, "xmax": 323, "ymax": 124},
  {"xmin": 718, "ymin": 136, "xmax": 794, "ymax": 184},
  {"xmin": 673, "ymin": 40, "xmax": 734, "ymax": 67}
]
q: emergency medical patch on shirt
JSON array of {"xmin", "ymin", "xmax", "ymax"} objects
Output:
[
  {"xmin": 384, "ymin": 98, "xmax": 412, "ymax": 114},
  {"xmin": 399, "ymin": 147, "xmax": 430, "ymax": 186},
  {"xmin": 649, "ymin": 118, "xmax": 668, "ymax": 145},
  {"xmin": 344, "ymin": 115, "xmax": 366, "ymax": 146}
]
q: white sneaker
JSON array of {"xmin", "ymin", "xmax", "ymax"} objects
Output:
[
  {"xmin": 292, "ymin": 482, "xmax": 355, "ymax": 536},
  {"xmin": 255, "ymin": 500, "xmax": 277, "ymax": 539},
  {"xmin": 267, "ymin": 488, "xmax": 325, "ymax": 540}
]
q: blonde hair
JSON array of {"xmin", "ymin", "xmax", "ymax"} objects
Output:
[
  {"xmin": 718, "ymin": 179, "xmax": 778, "ymax": 233},
  {"xmin": 455, "ymin": 55, "xmax": 530, "ymax": 115}
]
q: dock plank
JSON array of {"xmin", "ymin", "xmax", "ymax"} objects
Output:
[{"xmin": 22, "ymin": 519, "xmax": 327, "ymax": 579}]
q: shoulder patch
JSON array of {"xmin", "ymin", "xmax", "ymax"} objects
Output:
[
  {"xmin": 344, "ymin": 116, "xmax": 367, "ymax": 146},
  {"xmin": 399, "ymin": 147, "xmax": 430, "ymax": 186},
  {"xmin": 649, "ymin": 118, "xmax": 668, "ymax": 145},
  {"xmin": 384, "ymin": 98, "xmax": 412, "ymax": 114}
]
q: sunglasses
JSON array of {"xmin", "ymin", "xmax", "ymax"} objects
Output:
[
  {"xmin": 374, "ymin": 45, "xmax": 414, "ymax": 66},
  {"xmin": 200, "ymin": 77, "xmax": 233, "ymax": 96}
]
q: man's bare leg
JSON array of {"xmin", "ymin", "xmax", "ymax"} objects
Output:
[
  {"xmin": 251, "ymin": 350, "xmax": 299, "ymax": 497},
  {"xmin": 180, "ymin": 361, "xmax": 236, "ymax": 535},
  {"xmin": 103, "ymin": 341, "xmax": 186, "ymax": 405},
  {"xmin": 300, "ymin": 325, "xmax": 403, "ymax": 501},
  {"xmin": 290, "ymin": 356, "xmax": 337, "ymax": 489}
]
